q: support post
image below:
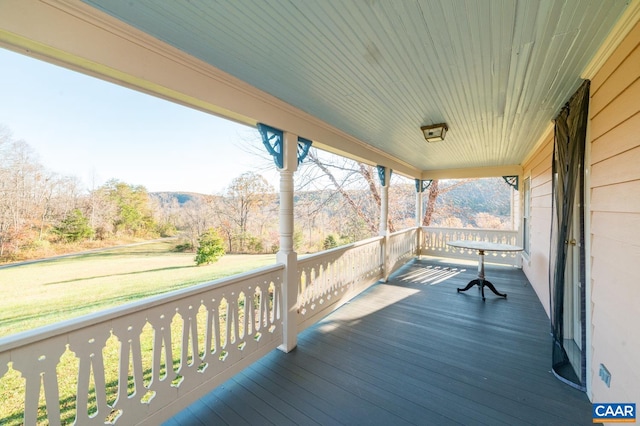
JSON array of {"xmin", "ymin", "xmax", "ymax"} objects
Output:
[
  {"xmin": 415, "ymin": 179, "xmax": 424, "ymax": 259},
  {"xmin": 378, "ymin": 166, "xmax": 390, "ymax": 281},
  {"xmin": 277, "ymin": 132, "xmax": 298, "ymax": 353}
]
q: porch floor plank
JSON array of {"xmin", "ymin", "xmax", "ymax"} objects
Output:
[{"xmin": 167, "ymin": 258, "xmax": 595, "ymax": 425}]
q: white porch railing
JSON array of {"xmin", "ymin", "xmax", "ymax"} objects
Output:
[
  {"xmin": 387, "ymin": 227, "xmax": 419, "ymax": 276},
  {"xmin": 0, "ymin": 231, "xmax": 421, "ymax": 425},
  {"xmin": 297, "ymin": 236, "xmax": 384, "ymax": 332},
  {"xmin": 421, "ymin": 226, "xmax": 521, "ymax": 267},
  {"xmin": 0, "ymin": 265, "xmax": 284, "ymax": 426}
]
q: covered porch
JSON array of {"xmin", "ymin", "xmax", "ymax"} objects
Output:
[
  {"xmin": 169, "ymin": 257, "xmax": 594, "ymax": 425},
  {"xmin": 0, "ymin": 227, "xmax": 537, "ymax": 425},
  {"xmin": 1, "ymin": 0, "xmax": 639, "ymax": 424}
]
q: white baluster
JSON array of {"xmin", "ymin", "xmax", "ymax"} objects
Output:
[
  {"xmin": 246, "ymin": 288, "xmax": 255, "ymax": 338},
  {"xmin": 149, "ymin": 311, "xmax": 173, "ymax": 386},
  {"xmin": 13, "ymin": 336, "xmax": 66, "ymax": 425},
  {"xmin": 68, "ymin": 328, "xmax": 111, "ymax": 424},
  {"xmin": 272, "ymin": 278, "xmax": 282, "ymax": 326},
  {"xmin": 201, "ymin": 297, "xmax": 217, "ymax": 362},
  {"xmin": 112, "ymin": 317, "xmax": 145, "ymax": 409},
  {"xmin": 178, "ymin": 303, "xmax": 198, "ymax": 371}
]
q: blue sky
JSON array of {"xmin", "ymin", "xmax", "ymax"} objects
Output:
[{"xmin": 0, "ymin": 47, "xmax": 277, "ymax": 194}]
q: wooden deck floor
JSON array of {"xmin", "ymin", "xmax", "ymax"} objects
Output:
[{"xmin": 166, "ymin": 257, "xmax": 595, "ymax": 425}]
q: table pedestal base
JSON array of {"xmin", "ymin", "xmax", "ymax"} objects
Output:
[{"xmin": 457, "ymin": 279, "xmax": 507, "ymax": 301}]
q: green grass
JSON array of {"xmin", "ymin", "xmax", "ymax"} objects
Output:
[
  {"xmin": 0, "ymin": 240, "xmax": 276, "ymax": 336},
  {"xmin": 0, "ymin": 241, "xmax": 276, "ymax": 424}
]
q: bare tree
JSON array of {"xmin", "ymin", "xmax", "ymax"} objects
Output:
[
  {"xmin": 423, "ymin": 179, "xmax": 440, "ymax": 226},
  {"xmin": 0, "ymin": 126, "xmax": 13, "ymax": 256},
  {"xmin": 33, "ymin": 169, "xmax": 55, "ymax": 240},
  {"xmin": 305, "ymin": 150, "xmax": 381, "ymax": 234},
  {"xmin": 0, "ymin": 130, "xmax": 42, "ymax": 256},
  {"xmin": 180, "ymin": 195, "xmax": 216, "ymax": 250},
  {"xmin": 217, "ymin": 172, "xmax": 274, "ymax": 252},
  {"xmin": 422, "ymin": 178, "xmax": 478, "ymax": 226}
]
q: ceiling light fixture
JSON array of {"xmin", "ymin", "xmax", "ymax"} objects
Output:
[{"xmin": 421, "ymin": 123, "xmax": 448, "ymax": 142}]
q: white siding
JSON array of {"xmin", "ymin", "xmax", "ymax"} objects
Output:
[
  {"xmin": 589, "ymin": 21, "xmax": 640, "ymax": 405},
  {"xmin": 522, "ymin": 132, "xmax": 553, "ymax": 316}
]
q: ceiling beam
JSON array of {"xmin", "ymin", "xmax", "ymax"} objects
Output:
[{"xmin": 421, "ymin": 165, "xmax": 523, "ymax": 181}]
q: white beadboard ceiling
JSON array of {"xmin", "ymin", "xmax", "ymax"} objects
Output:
[{"xmin": 82, "ymin": 0, "xmax": 630, "ymax": 172}]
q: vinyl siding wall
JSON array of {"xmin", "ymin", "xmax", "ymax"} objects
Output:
[
  {"xmin": 588, "ymin": 21, "xmax": 640, "ymax": 404},
  {"xmin": 522, "ymin": 133, "xmax": 554, "ymax": 317}
]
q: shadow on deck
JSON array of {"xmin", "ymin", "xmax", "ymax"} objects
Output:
[{"xmin": 166, "ymin": 257, "xmax": 594, "ymax": 425}]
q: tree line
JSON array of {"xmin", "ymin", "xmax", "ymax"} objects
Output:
[{"xmin": 1, "ymin": 126, "xmax": 513, "ymax": 263}]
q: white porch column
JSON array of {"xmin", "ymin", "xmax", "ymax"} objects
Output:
[
  {"xmin": 416, "ymin": 180, "xmax": 424, "ymax": 259},
  {"xmin": 277, "ymin": 131, "xmax": 298, "ymax": 353},
  {"xmin": 378, "ymin": 167, "xmax": 390, "ymax": 282}
]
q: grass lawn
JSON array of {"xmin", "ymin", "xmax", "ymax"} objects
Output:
[
  {"xmin": 0, "ymin": 240, "xmax": 276, "ymax": 337},
  {"xmin": 0, "ymin": 240, "xmax": 276, "ymax": 424}
]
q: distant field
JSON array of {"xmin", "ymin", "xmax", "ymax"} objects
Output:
[{"xmin": 0, "ymin": 240, "xmax": 276, "ymax": 337}]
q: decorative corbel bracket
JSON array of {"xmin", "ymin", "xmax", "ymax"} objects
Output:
[
  {"xmin": 377, "ymin": 165, "xmax": 392, "ymax": 186},
  {"xmin": 502, "ymin": 175, "xmax": 519, "ymax": 191},
  {"xmin": 258, "ymin": 123, "xmax": 312, "ymax": 168},
  {"xmin": 415, "ymin": 179, "xmax": 433, "ymax": 193}
]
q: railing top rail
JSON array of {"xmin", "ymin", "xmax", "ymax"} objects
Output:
[
  {"xmin": 389, "ymin": 227, "xmax": 419, "ymax": 238},
  {"xmin": 0, "ymin": 263, "xmax": 285, "ymax": 352},
  {"xmin": 298, "ymin": 235, "xmax": 383, "ymax": 265},
  {"xmin": 421, "ymin": 226, "xmax": 517, "ymax": 234}
]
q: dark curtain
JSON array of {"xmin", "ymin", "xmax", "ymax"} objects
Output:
[{"xmin": 549, "ymin": 80, "xmax": 589, "ymax": 390}]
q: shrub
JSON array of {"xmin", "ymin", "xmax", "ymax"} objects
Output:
[
  {"xmin": 246, "ymin": 235, "xmax": 264, "ymax": 253},
  {"xmin": 52, "ymin": 209, "xmax": 95, "ymax": 242},
  {"xmin": 323, "ymin": 234, "xmax": 338, "ymax": 250},
  {"xmin": 174, "ymin": 242, "xmax": 194, "ymax": 252},
  {"xmin": 194, "ymin": 228, "xmax": 225, "ymax": 265},
  {"xmin": 156, "ymin": 222, "xmax": 178, "ymax": 237}
]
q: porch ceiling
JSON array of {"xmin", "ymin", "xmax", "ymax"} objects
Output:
[{"xmin": 44, "ymin": 1, "xmax": 637, "ymax": 173}]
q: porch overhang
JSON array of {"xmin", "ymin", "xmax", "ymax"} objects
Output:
[
  {"xmin": 0, "ymin": 0, "xmax": 634, "ymax": 181},
  {"xmin": 0, "ymin": 0, "xmax": 420, "ymax": 178}
]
